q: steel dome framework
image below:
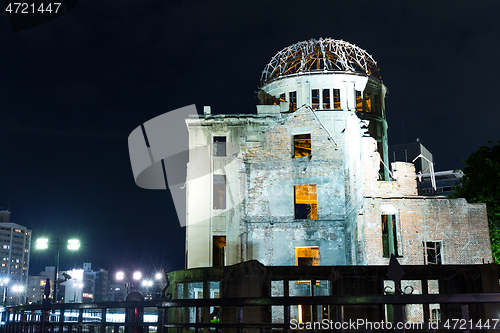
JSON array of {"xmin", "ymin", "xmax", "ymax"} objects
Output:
[{"xmin": 260, "ymin": 38, "xmax": 381, "ymax": 86}]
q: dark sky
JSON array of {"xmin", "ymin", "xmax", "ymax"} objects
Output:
[{"xmin": 1, "ymin": 1, "xmax": 499, "ymax": 276}]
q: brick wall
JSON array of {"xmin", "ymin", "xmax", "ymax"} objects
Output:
[{"xmin": 361, "ymin": 197, "xmax": 492, "ymax": 265}]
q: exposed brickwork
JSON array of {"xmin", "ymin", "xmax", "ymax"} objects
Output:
[{"xmin": 361, "ymin": 197, "xmax": 492, "ymax": 265}]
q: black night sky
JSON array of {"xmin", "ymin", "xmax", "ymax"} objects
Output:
[{"xmin": 1, "ymin": 1, "xmax": 499, "ymax": 277}]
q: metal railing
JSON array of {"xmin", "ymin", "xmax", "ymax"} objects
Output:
[{"xmin": 1, "ymin": 291, "xmax": 500, "ymax": 333}]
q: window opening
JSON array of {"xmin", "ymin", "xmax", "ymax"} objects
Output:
[
  {"xmin": 322, "ymin": 89, "xmax": 330, "ymax": 109},
  {"xmin": 355, "ymin": 90, "xmax": 363, "ymax": 111},
  {"xmin": 311, "ymin": 89, "xmax": 319, "ymax": 109},
  {"xmin": 213, "ymin": 136, "xmax": 226, "ymax": 156},
  {"xmin": 382, "ymin": 214, "xmax": 399, "ymax": 257},
  {"xmin": 333, "ymin": 89, "xmax": 341, "ymax": 109},
  {"xmin": 294, "ymin": 185, "xmax": 317, "ymax": 220},
  {"xmin": 424, "ymin": 241, "xmax": 442, "ymax": 265},
  {"xmin": 295, "ymin": 247, "xmax": 319, "ymax": 266},
  {"xmin": 293, "ymin": 134, "xmax": 311, "ymax": 158},
  {"xmin": 213, "ymin": 236, "xmax": 226, "ymax": 267},
  {"xmin": 289, "ymin": 91, "xmax": 297, "ymax": 112},
  {"xmin": 365, "ymin": 92, "xmax": 372, "ymax": 112},
  {"xmin": 279, "ymin": 93, "xmax": 286, "ymax": 103},
  {"xmin": 295, "ymin": 247, "xmax": 319, "ymax": 322},
  {"xmin": 213, "ymin": 175, "xmax": 226, "ymax": 210}
]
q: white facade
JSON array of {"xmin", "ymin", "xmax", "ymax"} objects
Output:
[
  {"xmin": 0, "ymin": 212, "xmax": 31, "ymax": 304},
  {"xmin": 184, "ymin": 38, "xmax": 492, "ymax": 270}
]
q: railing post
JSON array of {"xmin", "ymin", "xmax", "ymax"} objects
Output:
[
  {"xmin": 157, "ymin": 307, "xmax": 165, "ymax": 333},
  {"xmin": 124, "ymin": 292, "xmax": 145, "ymax": 333},
  {"xmin": 77, "ymin": 308, "xmax": 83, "ymax": 333},
  {"xmin": 41, "ymin": 307, "xmax": 49, "ymax": 333},
  {"xmin": 100, "ymin": 308, "xmax": 107, "ymax": 333},
  {"xmin": 59, "ymin": 309, "xmax": 64, "ymax": 333},
  {"xmin": 283, "ymin": 279, "xmax": 290, "ymax": 333}
]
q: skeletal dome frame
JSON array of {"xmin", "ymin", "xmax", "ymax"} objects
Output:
[{"xmin": 260, "ymin": 38, "xmax": 381, "ymax": 86}]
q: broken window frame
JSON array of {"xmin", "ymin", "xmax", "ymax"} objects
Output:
[
  {"xmin": 293, "ymin": 133, "xmax": 312, "ymax": 158},
  {"xmin": 333, "ymin": 89, "xmax": 341, "ymax": 109},
  {"xmin": 295, "ymin": 246, "xmax": 319, "ymax": 266},
  {"xmin": 365, "ymin": 92, "xmax": 372, "ymax": 112},
  {"xmin": 322, "ymin": 89, "xmax": 330, "ymax": 109},
  {"xmin": 213, "ymin": 175, "xmax": 226, "ymax": 210},
  {"xmin": 289, "ymin": 91, "xmax": 297, "ymax": 112},
  {"xmin": 294, "ymin": 184, "xmax": 317, "ymax": 220},
  {"xmin": 423, "ymin": 241, "xmax": 442, "ymax": 265},
  {"xmin": 355, "ymin": 90, "xmax": 362, "ymax": 112},
  {"xmin": 213, "ymin": 136, "xmax": 226, "ymax": 156},
  {"xmin": 311, "ymin": 89, "xmax": 320, "ymax": 109},
  {"xmin": 213, "ymin": 236, "xmax": 226, "ymax": 267},
  {"xmin": 381, "ymin": 214, "xmax": 400, "ymax": 258}
]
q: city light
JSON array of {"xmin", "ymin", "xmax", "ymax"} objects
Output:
[
  {"xmin": 141, "ymin": 280, "xmax": 153, "ymax": 287},
  {"xmin": 116, "ymin": 272, "xmax": 124, "ymax": 280},
  {"xmin": 155, "ymin": 272, "xmax": 162, "ymax": 280},
  {"xmin": 35, "ymin": 236, "xmax": 81, "ymax": 303},
  {"xmin": 11, "ymin": 285, "xmax": 24, "ymax": 292},
  {"xmin": 36, "ymin": 238, "xmax": 49, "ymax": 249},
  {"xmin": 67, "ymin": 239, "xmax": 80, "ymax": 250},
  {"xmin": 132, "ymin": 271, "xmax": 141, "ymax": 280}
]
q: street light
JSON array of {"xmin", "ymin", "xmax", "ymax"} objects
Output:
[
  {"xmin": 35, "ymin": 236, "xmax": 80, "ymax": 303},
  {"xmin": 115, "ymin": 271, "xmax": 142, "ymax": 296}
]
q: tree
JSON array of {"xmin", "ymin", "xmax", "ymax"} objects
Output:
[{"xmin": 450, "ymin": 140, "xmax": 500, "ymax": 263}]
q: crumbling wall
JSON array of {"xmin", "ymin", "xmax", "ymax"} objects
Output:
[
  {"xmin": 361, "ymin": 197, "xmax": 492, "ymax": 265},
  {"xmin": 241, "ymin": 106, "xmax": 347, "ymax": 266}
]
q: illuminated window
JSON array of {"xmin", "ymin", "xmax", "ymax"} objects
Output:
[
  {"xmin": 296, "ymin": 246, "xmax": 319, "ymax": 322},
  {"xmin": 424, "ymin": 241, "xmax": 442, "ymax": 265},
  {"xmin": 356, "ymin": 90, "xmax": 362, "ymax": 111},
  {"xmin": 14, "ymin": 229, "xmax": 21, "ymax": 233},
  {"xmin": 213, "ymin": 136, "xmax": 226, "ymax": 156},
  {"xmin": 213, "ymin": 236, "xmax": 226, "ymax": 267},
  {"xmin": 365, "ymin": 92, "xmax": 372, "ymax": 112},
  {"xmin": 322, "ymin": 89, "xmax": 330, "ymax": 109},
  {"xmin": 381, "ymin": 214, "xmax": 399, "ymax": 258},
  {"xmin": 294, "ymin": 185, "xmax": 317, "ymax": 220},
  {"xmin": 293, "ymin": 134, "xmax": 311, "ymax": 158},
  {"xmin": 289, "ymin": 91, "xmax": 297, "ymax": 112},
  {"xmin": 279, "ymin": 93, "xmax": 286, "ymax": 103},
  {"xmin": 213, "ymin": 175, "xmax": 226, "ymax": 210},
  {"xmin": 311, "ymin": 89, "xmax": 319, "ymax": 109},
  {"xmin": 295, "ymin": 246, "xmax": 319, "ymax": 266},
  {"xmin": 333, "ymin": 89, "xmax": 341, "ymax": 109}
]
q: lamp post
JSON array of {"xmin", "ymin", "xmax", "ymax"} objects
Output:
[
  {"xmin": 36, "ymin": 237, "xmax": 80, "ymax": 303},
  {"xmin": 116, "ymin": 270, "xmax": 142, "ymax": 299}
]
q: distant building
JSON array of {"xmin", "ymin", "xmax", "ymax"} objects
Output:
[
  {"xmin": 417, "ymin": 170, "xmax": 463, "ymax": 196},
  {"xmin": 388, "ymin": 142, "xmax": 433, "ymax": 173},
  {"xmin": 60, "ymin": 263, "xmax": 108, "ymax": 303},
  {"xmin": 388, "ymin": 143, "xmax": 462, "ymax": 196},
  {"xmin": 93, "ymin": 269, "xmax": 109, "ymax": 302},
  {"xmin": 28, "ymin": 263, "xmax": 109, "ymax": 304},
  {"xmin": 0, "ymin": 211, "xmax": 31, "ymax": 305},
  {"xmin": 27, "ymin": 266, "xmax": 55, "ymax": 304}
]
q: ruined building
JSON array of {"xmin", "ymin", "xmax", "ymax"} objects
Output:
[{"xmin": 184, "ymin": 38, "xmax": 492, "ymax": 270}]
